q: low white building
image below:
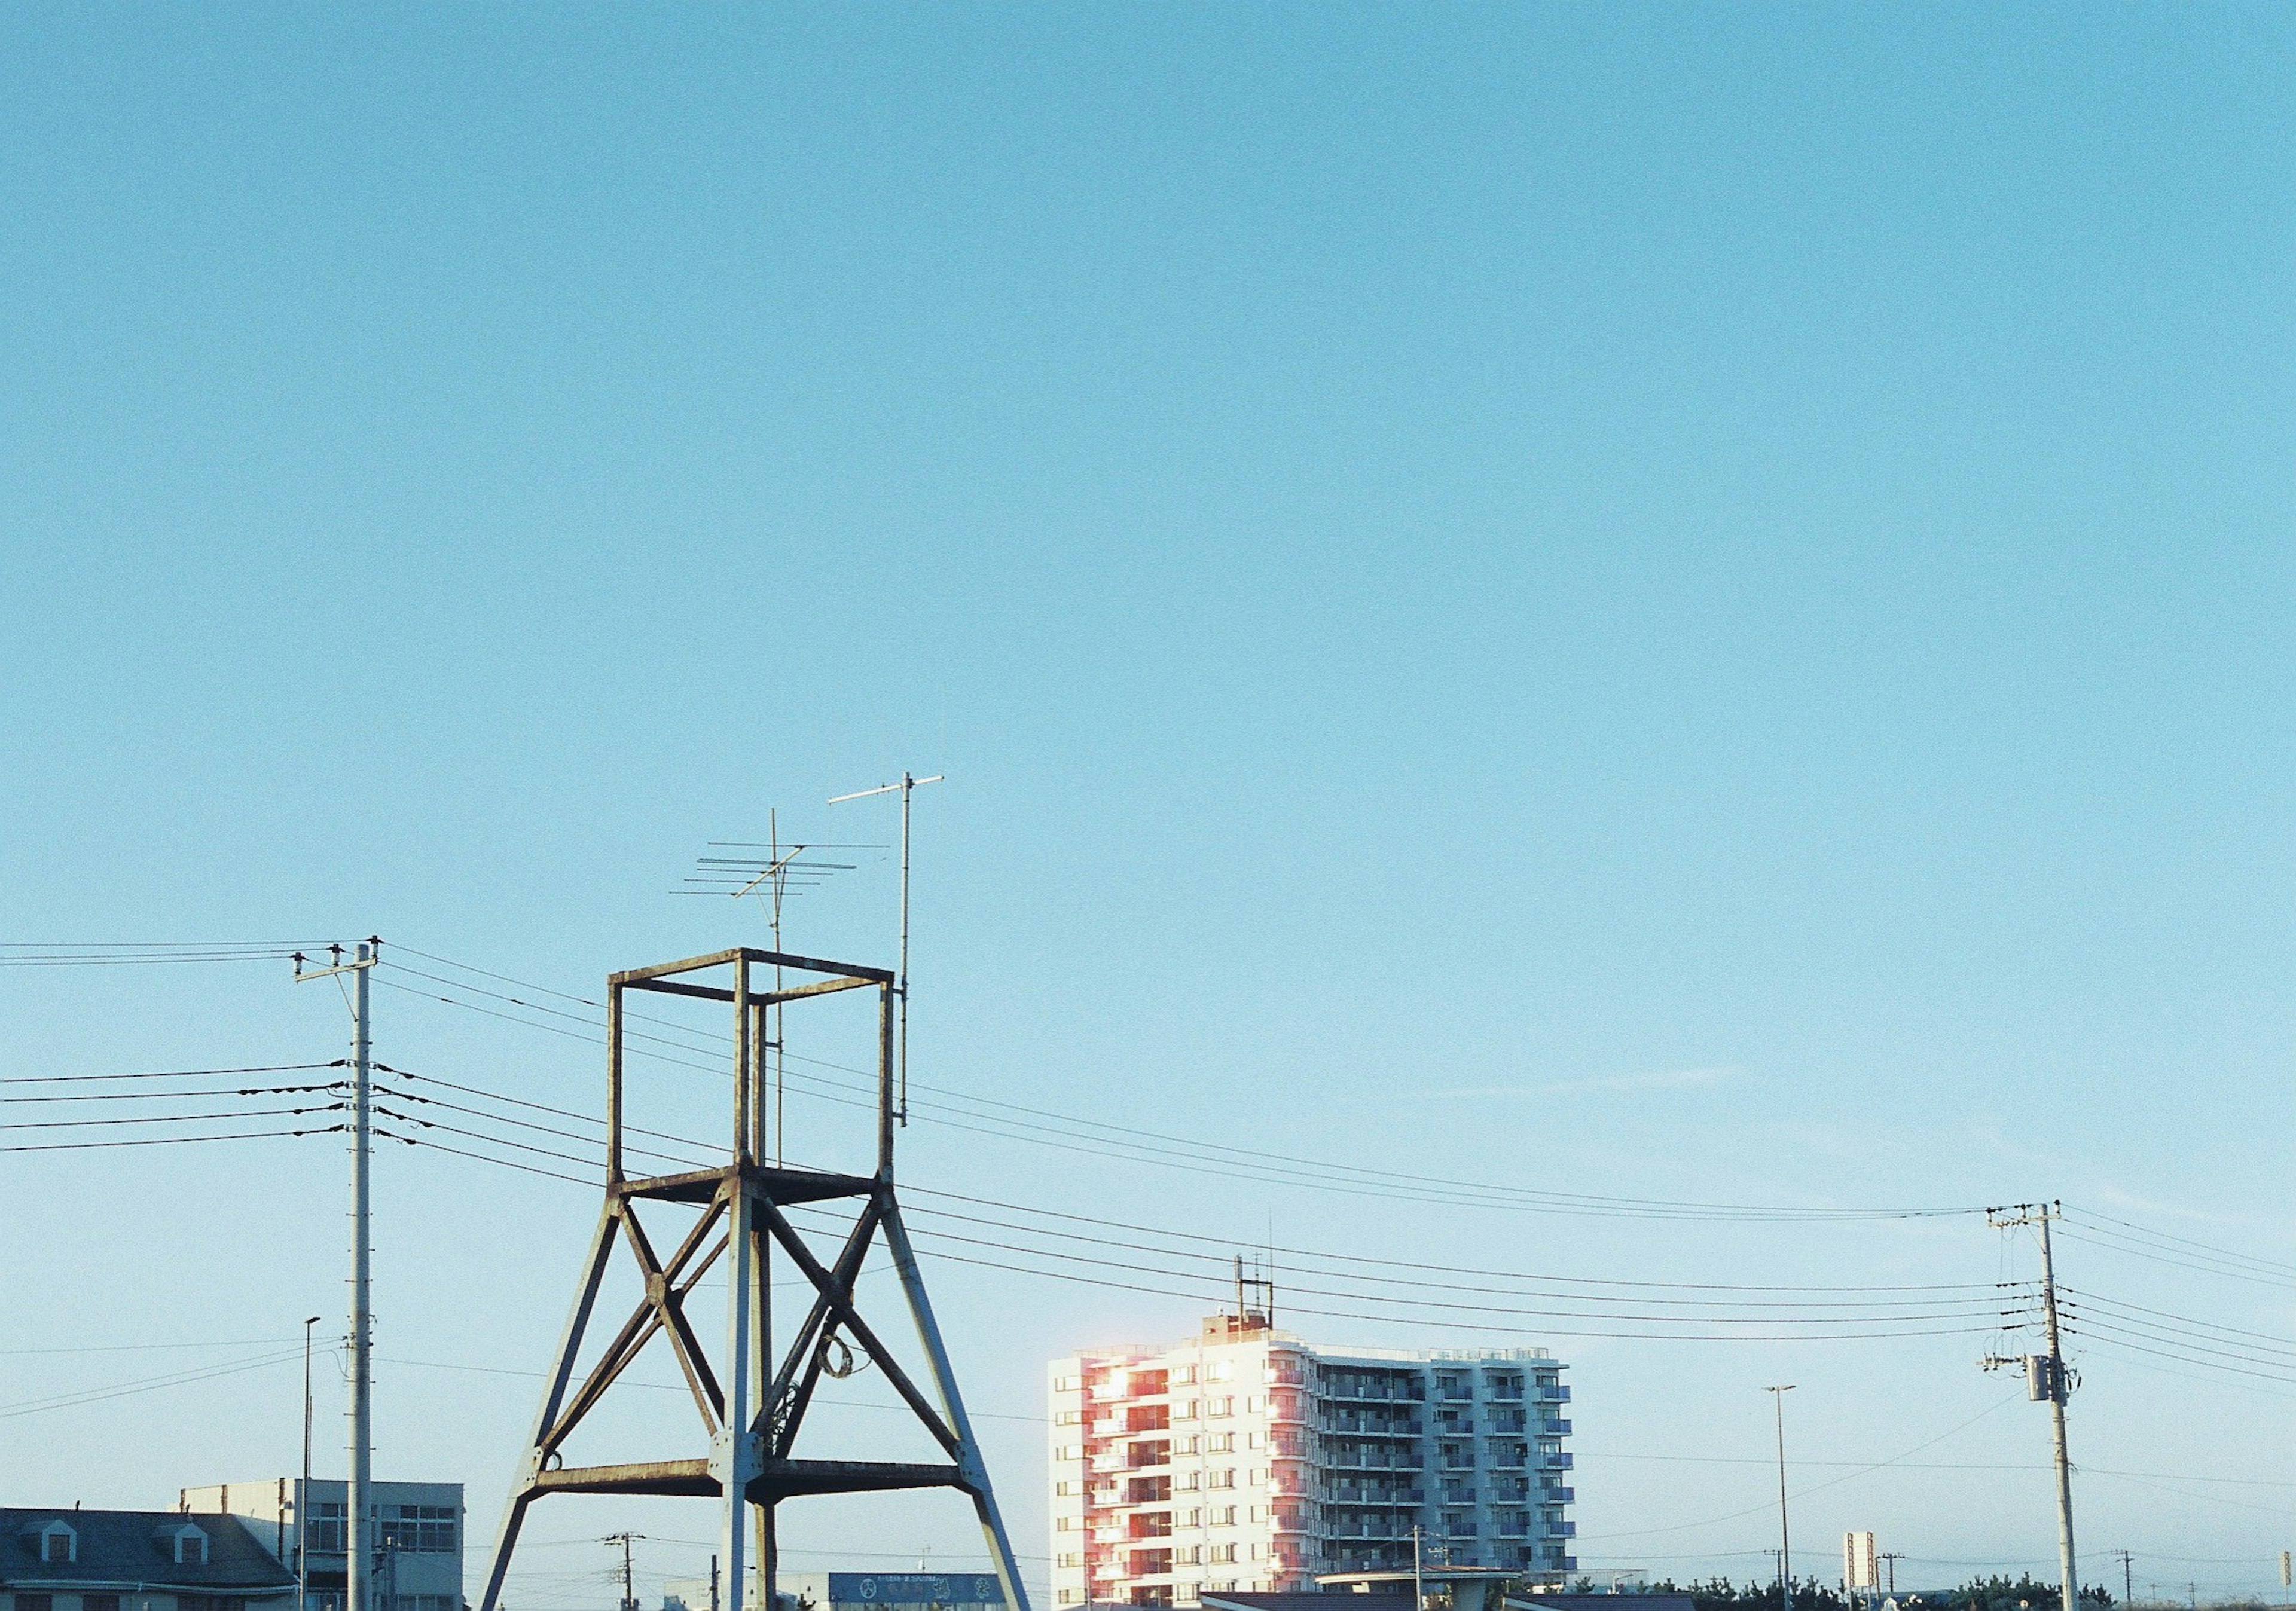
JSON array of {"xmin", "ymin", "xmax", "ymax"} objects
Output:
[{"xmin": 179, "ymin": 1481, "xmax": 462, "ymax": 1611}]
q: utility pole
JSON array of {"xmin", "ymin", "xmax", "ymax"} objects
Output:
[
  {"xmin": 1768, "ymin": 1387, "xmax": 1796, "ymax": 1611},
  {"xmin": 2111, "ymin": 1552, "xmax": 2132, "ymax": 1609},
  {"xmin": 295, "ymin": 939, "xmax": 379, "ymax": 1611},
  {"xmin": 300, "ymin": 1315, "xmax": 322, "ymax": 1611},
  {"xmin": 710, "ymin": 1556, "xmax": 720, "ymax": 1611},
  {"xmin": 603, "ymin": 1533, "xmax": 642, "ymax": 1611},
  {"xmin": 1987, "ymin": 1204, "xmax": 2078, "ymax": 1611},
  {"xmin": 1880, "ymin": 1555, "xmax": 1904, "ymax": 1598},
  {"xmin": 1412, "ymin": 1524, "xmax": 1425, "ymax": 1611},
  {"xmin": 829, "ymin": 771, "xmax": 942, "ymax": 1124}
]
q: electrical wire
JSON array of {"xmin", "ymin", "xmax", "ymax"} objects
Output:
[
  {"xmin": 2, "ymin": 1081, "xmax": 349, "ymax": 1104},
  {"xmin": 375, "ymin": 951, "xmax": 1973, "ymax": 1225},
  {"xmin": 0, "ymin": 1062, "xmax": 345, "ymax": 1086},
  {"xmin": 0, "ymin": 1124, "xmax": 348, "ymax": 1154},
  {"xmin": 374, "ymin": 1066, "xmax": 2030, "ymax": 1315},
  {"xmin": 1, "ymin": 1103, "xmax": 345, "ymax": 1131},
  {"xmin": 370, "ymin": 1120, "xmax": 2031, "ymax": 1343},
  {"xmin": 0, "ymin": 1346, "xmax": 314, "ymax": 1419}
]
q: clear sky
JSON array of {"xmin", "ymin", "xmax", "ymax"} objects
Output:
[{"xmin": 2, "ymin": 4, "xmax": 2291, "ymax": 1607}]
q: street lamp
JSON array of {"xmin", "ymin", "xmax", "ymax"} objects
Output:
[
  {"xmin": 1768, "ymin": 1387, "xmax": 1796, "ymax": 1611},
  {"xmin": 301, "ymin": 1317, "xmax": 322, "ymax": 1611}
]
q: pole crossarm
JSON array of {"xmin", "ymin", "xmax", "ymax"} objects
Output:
[{"xmin": 479, "ymin": 944, "xmax": 1028, "ymax": 1611}]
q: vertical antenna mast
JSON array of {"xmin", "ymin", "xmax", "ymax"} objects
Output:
[{"xmin": 829, "ymin": 771, "xmax": 944, "ymax": 1124}]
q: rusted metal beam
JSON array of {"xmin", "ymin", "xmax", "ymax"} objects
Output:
[
  {"xmin": 532, "ymin": 1459, "xmax": 715, "ymax": 1496},
  {"xmin": 612, "ymin": 950, "xmax": 748, "ymax": 987},
  {"xmin": 747, "ymin": 1460, "xmax": 964, "ymax": 1500},
  {"xmin": 734, "ymin": 947, "xmax": 894, "ymax": 985},
  {"xmin": 621, "ymin": 1167, "xmax": 729, "ymax": 1205},
  {"xmin": 621, "ymin": 1207, "xmax": 725, "ymax": 1433}
]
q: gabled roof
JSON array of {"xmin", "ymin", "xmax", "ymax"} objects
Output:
[{"xmin": 0, "ymin": 1509, "xmax": 295, "ymax": 1592}]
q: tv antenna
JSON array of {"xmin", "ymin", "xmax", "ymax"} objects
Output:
[
  {"xmin": 828, "ymin": 772, "xmax": 942, "ymax": 1124},
  {"xmin": 679, "ymin": 814, "xmax": 878, "ymax": 1163}
]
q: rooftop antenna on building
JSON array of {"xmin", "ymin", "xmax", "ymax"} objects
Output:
[{"xmin": 477, "ymin": 944, "xmax": 1028, "ymax": 1611}]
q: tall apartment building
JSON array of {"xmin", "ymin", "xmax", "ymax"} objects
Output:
[{"xmin": 1047, "ymin": 1312, "xmax": 1574, "ymax": 1608}]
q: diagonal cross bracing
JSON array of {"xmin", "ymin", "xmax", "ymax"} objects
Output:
[{"xmin": 477, "ymin": 946, "xmax": 1030, "ymax": 1611}]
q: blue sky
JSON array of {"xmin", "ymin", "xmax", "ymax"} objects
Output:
[{"xmin": 2, "ymin": 5, "xmax": 2292, "ymax": 1606}]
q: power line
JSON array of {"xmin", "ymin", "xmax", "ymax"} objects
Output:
[
  {"xmin": 375, "ymin": 950, "xmax": 1974, "ymax": 1225},
  {"xmin": 2, "ymin": 1103, "xmax": 344, "ymax": 1132},
  {"xmin": 372, "ymin": 1066, "xmax": 2031, "ymax": 1317},
  {"xmin": 1, "ymin": 1124, "xmax": 348, "ymax": 1154},
  {"xmin": 0, "ymin": 1062, "xmax": 345, "ymax": 1086},
  {"xmin": 4, "ymin": 1081, "xmax": 349, "ymax": 1103}
]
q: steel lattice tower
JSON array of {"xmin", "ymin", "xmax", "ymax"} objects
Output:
[{"xmin": 476, "ymin": 947, "xmax": 1029, "ymax": 1611}]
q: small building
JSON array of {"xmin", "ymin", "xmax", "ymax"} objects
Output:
[
  {"xmin": 179, "ymin": 1480, "xmax": 463, "ymax": 1611},
  {"xmin": 0, "ymin": 1508, "xmax": 295, "ymax": 1611}
]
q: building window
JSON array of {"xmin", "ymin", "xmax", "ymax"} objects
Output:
[
  {"xmin": 1171, "ymin": 1366, "xmax": 1197, "ymax": 1386},
  {"xmin": 87, "ymin": 1595, "xmax": 123, "ymax": 1611},
  {"xmin": 39, "ymin": 1523, "xmax": 76, "ymax": 1564},
  {"xmin": 1055, "ymin": 1410, "xmax": 1082, "ymax": 1426},
  {"xmin": 172, "ymin": 1526, "xmax": 210, "ymax": 1565},
  {"xmin": 19, "ymin": 1595, "xmax": 54, "ymax": 1611},
  {"xmin": 1057, "ymin": 1595, "xmax": 1080, "ymax": 1606},
  {"xmin": 1208, "ymin": 1470, "xmax": 1235, "ymax": 1490},
  {"xmin": 1057, "ymin": 1444, "xmax": 1083, "ymax": 1461},
  {"xmin": 380, "ymin": 1506, "xmax": 457, "ymax": 1554},
  {"xmin": 309, "ymin": 1501, "xmax": 348, "ymax": 1553},
  {"xmin": 1054, "ymin": 1375, "xmax": 1083, "ymax": 1392},
  {"xmin": 1208, "ymin": 1545, "xmax": 1236, "ymax": 1564},
  {"xmin": 1207, "ymin": 1397, "xmax": 1232, "ymax": 1417}
]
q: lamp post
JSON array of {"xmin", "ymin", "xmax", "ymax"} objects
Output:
[
  {"xmin": 1768, "ymin": 1387, "xmax": 1796, "ymax": 1611},
  {"xmin": 301, "ymin": 1316, "xmax": 322, "ymax": 1611}
]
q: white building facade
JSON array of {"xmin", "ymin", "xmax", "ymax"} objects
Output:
[
  {"xmin": 179, "ymin": 1481, "xmax": 463, "ymax": 1611},
  {"xmin": 1048, "ymin": 1315, "xmax": 1574, "ymax": 1608}
]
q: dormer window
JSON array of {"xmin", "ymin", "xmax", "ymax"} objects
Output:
[
  {"xmin": 39, "ymin": 1521, "xmax": 77, "ymax": 1564},
  {"xmin": 160, "ymin": 1522, "xmax": 209, "ymax": 1565}
]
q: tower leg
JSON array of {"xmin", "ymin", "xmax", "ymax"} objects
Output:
[
  {"xmin": 719, "ymin": 1185, "xmax": 762, "ymax": 1611},
  {"xmin": 880, "ymin": 1200, "xmax": 1033, "ymax": 1611},
  {"xmin": 481, "ymin": 1203, "xmax": 619, "ymax": 1611}
]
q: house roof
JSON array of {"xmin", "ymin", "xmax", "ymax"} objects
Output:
[
  {"xmin": 0, "ymin": 1509, "xmax": 296, "ymax": 1593},
  {"xmin": 1205, "ymin": 1596, "xmax": 1415, "ymax": 1611}
]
